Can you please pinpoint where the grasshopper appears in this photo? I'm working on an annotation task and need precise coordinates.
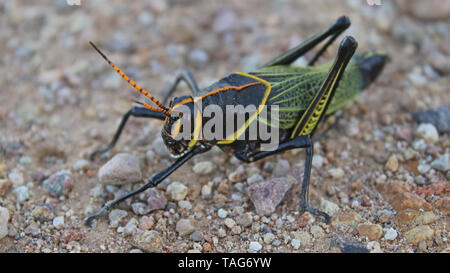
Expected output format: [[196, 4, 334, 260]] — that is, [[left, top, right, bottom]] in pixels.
[[86, 16, 388, 226]]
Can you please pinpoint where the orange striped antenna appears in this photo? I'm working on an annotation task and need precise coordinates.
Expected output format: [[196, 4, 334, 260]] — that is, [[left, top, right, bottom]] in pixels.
[[89, 41, 169, 112], [131, 99, 170, 116]]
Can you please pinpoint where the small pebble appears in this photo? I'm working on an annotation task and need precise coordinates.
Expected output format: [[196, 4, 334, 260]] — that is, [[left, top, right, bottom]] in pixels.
[[320, 198, 340, 216], [412, 139, 427, 151], [13, 186, 30, 203], [291, 239, 301, 250], [249, 241, 262, 252], [31, 205, 53, 221], [273, 159, 290, 177], [176, 219, 196, 236], [19, 156, 32, 165], [192, 161, 214, 175], [312, 155, 324, 169], [201, 183, 212, 200], [417, 164, 431, 174], [228, 165, 245, 182], [73, 159, 89, 171], [248, 175, 296, 216], [60, 228, 82, 243], [146, 188, 167, 212], [98, 153, 142, 185], [132, 202, 151, 215], [166, 182, 188, 201], [247, 174, 263, 185], [89, 184, 105, 198], [263, 233, 275, 244], [0, 207, 9, 240], [310, 225, 325, 239], [109, 209, 128, 228], [417, 123, 439, 144], [53, 216, 65, 229], [178, 200, 192, 210], [218, 208, 228, 219], [224, 218, 236, 229], [189, 230, 203, 242], [385, 155, 399, 172], [8, 171, 24, 186], [139, 216, 155, 231], [134, 230, 163, 252], [43, 170, 73, 197], [218, 228, 226, 238], [431, 154, 450, 172], [329, 168, 344, 179], [236, 212, 253, 227], [384, 228, 398, 241], [188, 48, 209, 68], [118, 218, 138, 235]]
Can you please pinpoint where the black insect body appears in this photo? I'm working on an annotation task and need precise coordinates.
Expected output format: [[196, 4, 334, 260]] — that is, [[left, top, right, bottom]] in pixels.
[[86, 16, 388, 226]]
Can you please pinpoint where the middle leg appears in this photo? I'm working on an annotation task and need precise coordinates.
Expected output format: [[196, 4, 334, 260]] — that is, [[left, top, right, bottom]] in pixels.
[[162, 69, 201, 104]]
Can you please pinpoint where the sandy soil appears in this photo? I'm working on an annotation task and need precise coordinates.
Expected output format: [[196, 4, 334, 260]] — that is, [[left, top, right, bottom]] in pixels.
[[0, 0, 448, 253]]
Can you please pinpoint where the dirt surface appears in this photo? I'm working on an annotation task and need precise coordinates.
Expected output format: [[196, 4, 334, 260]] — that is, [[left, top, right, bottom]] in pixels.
[[0, 0, 449, 253]]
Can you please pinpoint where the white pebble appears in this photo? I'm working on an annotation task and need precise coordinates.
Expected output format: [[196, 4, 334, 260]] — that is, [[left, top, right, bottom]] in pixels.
[[192, 161, 214, 175], [8, 171, 24, 186], [417, 123, 439, 144], [166, 182, 188, 201], [218, 208, 228, 219], [52, 216, 65, 229], [384, 228, 398, 241], [417, 164, 431, 174], [431, 154, 450, 172], [0, 207, 9, 240], [312, 155, 324, 169], [13, 186, 29, 202], [224, 218, 236, 229], [73, 159, 89, 171], [320, 198, 340, 216], [291, 239, 301, 249], [249, 241, 262, 252], [178, 200, 192, 210], [328, 168, 344, 179]]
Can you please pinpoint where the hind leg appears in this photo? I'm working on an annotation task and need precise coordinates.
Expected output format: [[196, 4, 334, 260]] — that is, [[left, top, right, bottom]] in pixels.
[[261, 16, 351, 67]]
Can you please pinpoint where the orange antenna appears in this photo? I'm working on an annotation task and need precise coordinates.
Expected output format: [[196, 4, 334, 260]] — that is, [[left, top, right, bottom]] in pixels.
[[90, 41, 169, 112], [131, 99, 170, 116]]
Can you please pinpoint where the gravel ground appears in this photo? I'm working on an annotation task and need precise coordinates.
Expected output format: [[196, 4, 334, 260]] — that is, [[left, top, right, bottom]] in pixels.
[[0, 0, 449, 253]]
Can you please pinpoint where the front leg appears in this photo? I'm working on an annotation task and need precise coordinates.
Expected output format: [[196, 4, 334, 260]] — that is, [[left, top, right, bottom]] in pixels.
[[85, 145, 211, 226], [90, 106, 166, 160]]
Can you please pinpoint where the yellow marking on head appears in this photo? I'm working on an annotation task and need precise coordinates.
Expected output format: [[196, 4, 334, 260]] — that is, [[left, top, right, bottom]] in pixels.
[[172, 119, 182, 139]]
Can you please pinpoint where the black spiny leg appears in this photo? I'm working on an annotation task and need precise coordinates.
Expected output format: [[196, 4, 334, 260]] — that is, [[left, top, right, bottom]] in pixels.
[[261, 16, 350, 67], [90, 106, 166, 160], [299, 136, 330, 222], [85, 145, 211, 226], [162, 69, 200, 105]]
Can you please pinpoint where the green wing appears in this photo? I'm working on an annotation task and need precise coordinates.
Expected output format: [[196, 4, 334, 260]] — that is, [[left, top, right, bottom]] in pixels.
[[251, 61, 363, 129]]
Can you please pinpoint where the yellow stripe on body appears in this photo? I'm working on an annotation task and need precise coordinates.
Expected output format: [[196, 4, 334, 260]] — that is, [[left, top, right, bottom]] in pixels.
[[216, 72, 271, 144], [290, 61, 345, 138]]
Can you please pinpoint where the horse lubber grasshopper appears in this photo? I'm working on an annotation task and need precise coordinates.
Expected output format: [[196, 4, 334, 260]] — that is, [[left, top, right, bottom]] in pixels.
[[85, 16, 388, 226]]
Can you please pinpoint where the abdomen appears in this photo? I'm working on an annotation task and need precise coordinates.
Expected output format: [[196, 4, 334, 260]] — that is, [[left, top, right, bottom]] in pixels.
[[251, 62, 364, 130]]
